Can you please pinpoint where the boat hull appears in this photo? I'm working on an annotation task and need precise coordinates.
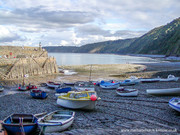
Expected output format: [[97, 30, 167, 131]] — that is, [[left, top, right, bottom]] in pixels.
[[146, 88, 180, 96], [30, 91, 48, 99], [56, 87, 72, 93], [57, 99, 97, 110], [46, 83, 60, 89], [38, 111, 75, 133], [116, 90, 138, 96], [169, 98, 180, 112], [100, 84, 119, 89]]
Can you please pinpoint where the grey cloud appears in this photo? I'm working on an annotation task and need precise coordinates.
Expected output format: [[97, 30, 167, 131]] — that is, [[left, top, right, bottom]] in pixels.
[[0, 33, 21, 43]]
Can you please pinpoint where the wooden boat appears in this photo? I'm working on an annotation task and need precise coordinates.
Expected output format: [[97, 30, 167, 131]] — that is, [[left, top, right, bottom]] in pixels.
[[74, 81, 95, 91], [159, 75, 179, 82], [146, 88, 180, 96], [0, 85, 4, 92], [46, 81, 61, 89], [17, 84, 29, 91], [57, 91, 101, 110], [169, 98, 180, 112], [55, 86, 72, 93], [2, 114, 38, 135], [38, 110, 75, 133], [30, 89, 48, 99], [100, 80, 119, 89], [140, 78, 160, 83], [116, 87, 138, 96]]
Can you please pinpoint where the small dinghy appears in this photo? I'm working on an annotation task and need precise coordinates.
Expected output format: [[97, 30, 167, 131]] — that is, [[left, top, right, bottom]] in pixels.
[[55, 85, 72, 93], [38, 110, 75, 133], [120, 76, 140, 86], [169, 98, 180, 112], [57, 91, 101, 110], [116, 87, 138, 96], [159, 75, 179, 82], [146, 88, 180, 96], [100, 80, 119, 89], [2, 114, 38, 135], [0, 85, 4, 92], [46, 81, 61, 89], [30, 89, 48, 99], [74, 81, 95, 91], [27, 84, 38, 90], [17, 84, 29, 91]]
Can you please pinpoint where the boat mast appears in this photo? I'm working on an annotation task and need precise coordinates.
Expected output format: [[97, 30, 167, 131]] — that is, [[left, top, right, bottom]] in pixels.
[[89, 64, 92, 82]]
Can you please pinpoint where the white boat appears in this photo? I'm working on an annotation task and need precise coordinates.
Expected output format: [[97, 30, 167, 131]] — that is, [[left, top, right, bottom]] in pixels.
[[159, 75, 179, 82], [74, 81, 95, 91], [116, 87, 138, 96], [120, 77, 140, 86], [169, 98, 180, 112], [46, 81, 61, 89], [55, 93, 67, 98], [38, 110, 75, 133], [63, 70, 77, 75], [146, 88, 180, 96], [57, 91, 101, 110], [100, 80, 119, 89]]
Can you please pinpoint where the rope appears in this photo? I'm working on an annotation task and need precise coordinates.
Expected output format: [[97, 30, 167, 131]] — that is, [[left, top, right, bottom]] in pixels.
[[19, 117, 25, 135]]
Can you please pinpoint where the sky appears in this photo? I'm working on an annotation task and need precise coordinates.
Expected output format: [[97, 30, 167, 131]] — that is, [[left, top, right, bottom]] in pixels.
[[0, 0, 179, 47]]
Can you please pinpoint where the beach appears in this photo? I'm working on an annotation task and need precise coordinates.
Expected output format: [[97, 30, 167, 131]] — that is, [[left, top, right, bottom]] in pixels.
[[0, 61, 180, 135]]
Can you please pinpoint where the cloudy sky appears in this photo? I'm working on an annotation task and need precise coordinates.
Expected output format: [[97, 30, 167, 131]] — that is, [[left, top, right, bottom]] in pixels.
[[0, 0, 179, 47]]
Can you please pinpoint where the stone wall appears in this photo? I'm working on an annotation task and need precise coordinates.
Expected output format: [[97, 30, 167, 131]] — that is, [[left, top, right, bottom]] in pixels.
[[0, 57, 58, 80]]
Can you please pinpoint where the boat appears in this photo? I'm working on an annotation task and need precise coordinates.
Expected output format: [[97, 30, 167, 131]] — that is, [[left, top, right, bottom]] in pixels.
[[27, 84, 38, 90], [46, 81, 61, 89], [57, 91, 101, 110], [30, 89, 48, 99], [159, 75, 179, 82], [0, 85, 4, 92], [55, 93, 67, 98], [17, 84, 29, 91], [38, 110, 75, 133], [116, 87, 138, 96], [169, 98, 180, 112], [146, 88, 180, 96], [2, 114, 38, 135], [100, 80, 119, 89], [55, 86, 72, 93], [140, 78, 160, 83], [63, 70, 77, 75], [120, 76, 140, 86], [74, 81, 95, 91], [63, 82, 75, 86]]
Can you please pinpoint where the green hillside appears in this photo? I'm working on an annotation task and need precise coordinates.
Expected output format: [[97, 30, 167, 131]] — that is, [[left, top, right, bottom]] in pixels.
[[44, 17, 180, 55]]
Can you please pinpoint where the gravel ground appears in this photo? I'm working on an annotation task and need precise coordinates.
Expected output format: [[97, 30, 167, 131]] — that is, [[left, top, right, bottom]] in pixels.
[[0, 81, 180, 135]]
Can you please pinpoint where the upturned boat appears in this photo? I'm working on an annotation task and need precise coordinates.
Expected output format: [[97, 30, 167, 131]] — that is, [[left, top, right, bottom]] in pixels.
[[74, 81, 95, 91], [30, 89, 48, 99], [100, 80, 119, 89], [38, 110, 75, 133], [116, 87, 138, 96], [169, 98, 180, 112], [57, 91, 101, 110], [146, 88, 180, 96], [159, 75, 179, 82], [46, 81, 61, 89], [2, 114, 38, 135]]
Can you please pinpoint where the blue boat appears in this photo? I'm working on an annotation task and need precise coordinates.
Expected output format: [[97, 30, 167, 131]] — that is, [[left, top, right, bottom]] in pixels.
[[100, 80, 119, 89], [30, 89, 48, 99], [2, 114, 38, 135], [56, 87, 72, 93]]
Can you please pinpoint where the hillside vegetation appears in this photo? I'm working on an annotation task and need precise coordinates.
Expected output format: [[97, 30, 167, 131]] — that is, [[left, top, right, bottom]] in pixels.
[[44, 17, 180, 55]]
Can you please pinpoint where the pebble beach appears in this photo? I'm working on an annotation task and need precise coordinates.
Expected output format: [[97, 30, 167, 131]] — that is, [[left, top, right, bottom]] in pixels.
[[0, 62, 180, 135]]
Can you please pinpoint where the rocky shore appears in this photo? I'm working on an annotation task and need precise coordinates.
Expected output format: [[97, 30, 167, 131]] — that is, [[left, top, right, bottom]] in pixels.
[[0, 62, 180, 135]]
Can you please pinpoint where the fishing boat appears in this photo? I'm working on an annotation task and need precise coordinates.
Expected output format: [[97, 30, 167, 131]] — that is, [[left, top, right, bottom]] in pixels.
[[100, 80, 119, 89], [57, 91, 101, 110], [159, 75, 179, 82], [74, 81, 95, 91], [169, 98, 180, 112], [30, 89, 48, 99], [55, 86, 72, 93], [38, 110, 75, 133], [17, 84, 29, 91], [2, 114, 38, 135], [116, 87, 138, 96], [46, 81, 61, 89], [146, 88, 180, 96], [0, 85, 4, 92]]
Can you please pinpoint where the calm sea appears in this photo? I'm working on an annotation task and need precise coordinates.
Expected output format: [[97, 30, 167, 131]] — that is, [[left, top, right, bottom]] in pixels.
[[48, 53, 161, 66]]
